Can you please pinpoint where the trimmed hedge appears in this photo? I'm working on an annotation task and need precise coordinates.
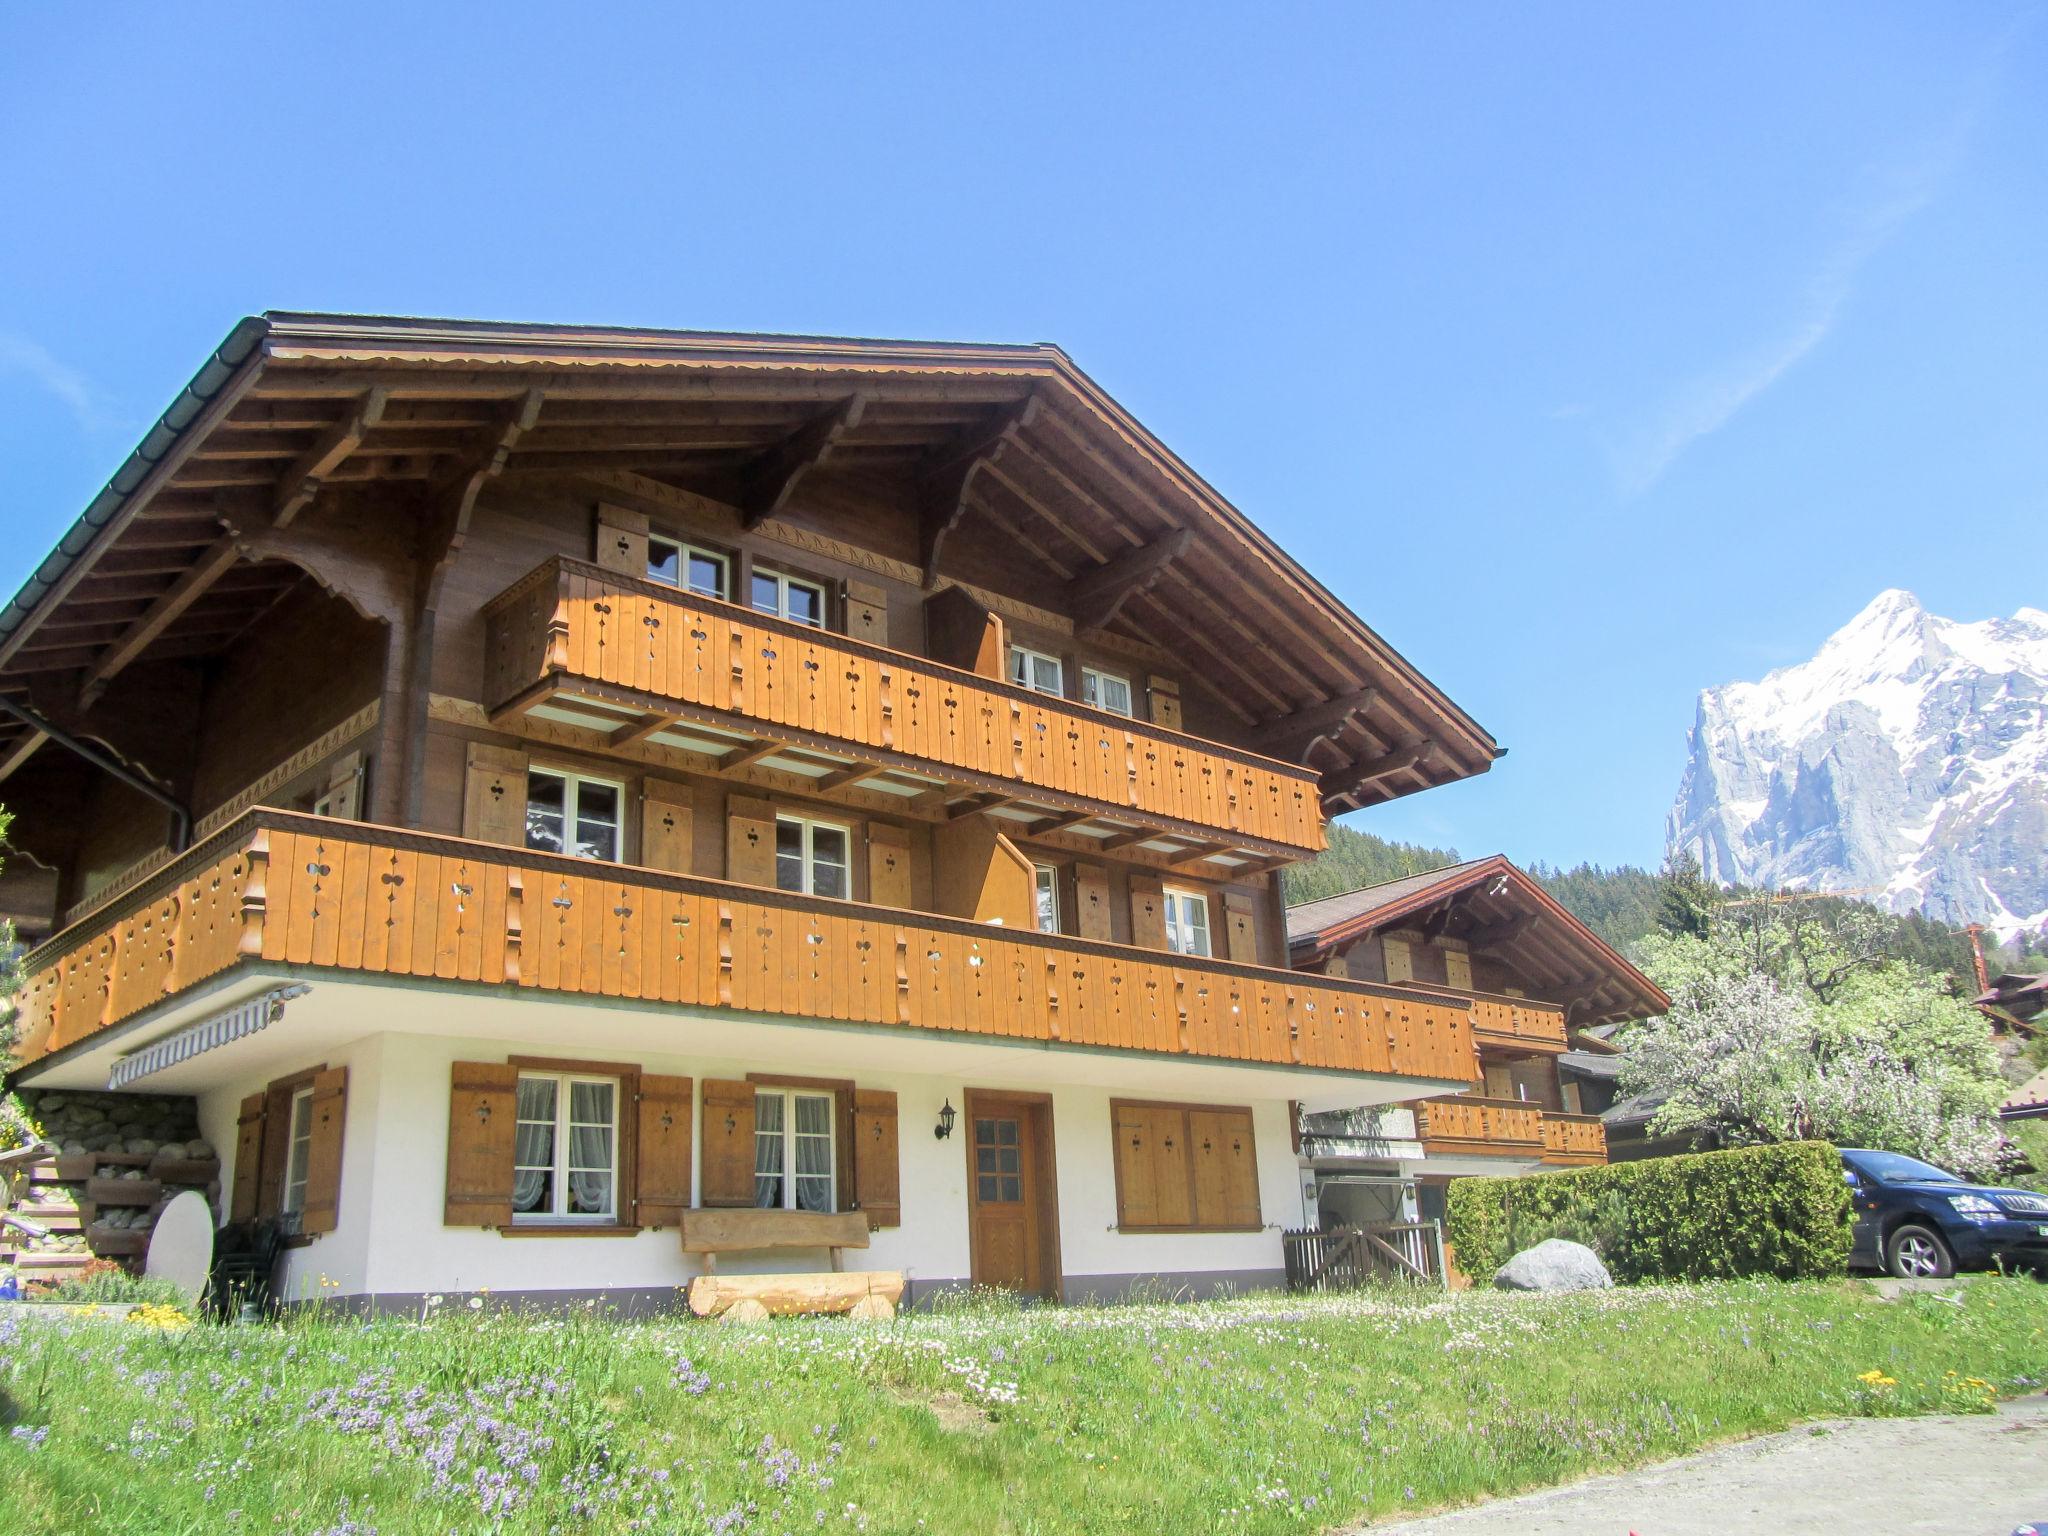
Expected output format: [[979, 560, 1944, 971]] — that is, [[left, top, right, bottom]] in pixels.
[[1444, 1140, 1853, 1283]]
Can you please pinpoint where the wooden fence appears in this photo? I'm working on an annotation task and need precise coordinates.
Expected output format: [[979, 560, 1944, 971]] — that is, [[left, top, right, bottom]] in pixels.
[[1282, 1220, 1446, 1289]]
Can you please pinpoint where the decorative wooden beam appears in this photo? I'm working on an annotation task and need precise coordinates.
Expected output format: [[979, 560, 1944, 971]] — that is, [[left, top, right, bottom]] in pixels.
[[1249, 686, 1380, 760], [915, 395, 1040, 587], [76, 534, 244, 707], [817, 760, 888, 792], [739, 394, 866, 529], [722, 737, 788, 772], [947, 791, 1019, 821], [0, 727, 48, 784], [1065, 527, 1193, 633], [1166, 841, 1233, 868], [1318, 741, 1436, 800], [609, 711, 680, 749], [1099, 828, 1153, 852], [1027, 808, 1094, 837], [274, 387, 390, 524]]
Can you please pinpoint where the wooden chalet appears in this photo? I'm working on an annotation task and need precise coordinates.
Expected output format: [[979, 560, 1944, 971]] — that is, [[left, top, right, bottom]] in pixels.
[[0, 313, 1499, 1306], [1287, 856, 1669, 1235]]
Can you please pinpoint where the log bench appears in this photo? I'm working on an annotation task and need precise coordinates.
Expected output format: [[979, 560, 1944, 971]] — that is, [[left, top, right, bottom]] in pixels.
[[678, 1208, 904, 1319]]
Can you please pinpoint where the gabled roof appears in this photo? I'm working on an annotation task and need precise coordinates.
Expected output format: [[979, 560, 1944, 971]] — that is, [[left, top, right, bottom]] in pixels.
[[2002, 1066, 2048, 1120], [1286, 853, 1671, 1027], [0, 313, 1499, 814]]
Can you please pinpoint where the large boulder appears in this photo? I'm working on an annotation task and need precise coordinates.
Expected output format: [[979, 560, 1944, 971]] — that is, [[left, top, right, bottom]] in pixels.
[[1493, 1238, 1612, 1293]]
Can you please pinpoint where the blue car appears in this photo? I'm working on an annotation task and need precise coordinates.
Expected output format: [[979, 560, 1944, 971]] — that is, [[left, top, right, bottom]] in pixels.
[[1841, 1149, 2048, 1279]]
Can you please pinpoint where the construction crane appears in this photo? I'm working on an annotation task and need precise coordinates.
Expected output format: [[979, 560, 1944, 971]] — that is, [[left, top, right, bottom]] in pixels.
[[1720, 886, 1883, 910]]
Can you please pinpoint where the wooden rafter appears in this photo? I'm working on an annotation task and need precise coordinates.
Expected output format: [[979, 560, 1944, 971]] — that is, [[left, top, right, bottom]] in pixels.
[[1065, 527, 1193, 633], [722, 737, 788, 772], [273, 387, 390, 524], [817, 760, 887, 792], [1319, 741, 1436, 801], [739, 394, 867, 529], [914, 394, 1039, 587], [0, 728, 48, 784], [947, 791, 1019, 821], [1249, 686, 1380, 760], [609, 712, 679, 749]]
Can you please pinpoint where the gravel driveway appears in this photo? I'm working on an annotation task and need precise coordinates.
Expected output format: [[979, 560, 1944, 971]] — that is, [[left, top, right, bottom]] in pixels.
[[1360, 1396, 2048, 1536]]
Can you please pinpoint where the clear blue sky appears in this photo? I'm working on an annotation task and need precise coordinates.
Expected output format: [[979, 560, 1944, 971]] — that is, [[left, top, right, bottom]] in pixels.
[[2, 5, 2041, 872]]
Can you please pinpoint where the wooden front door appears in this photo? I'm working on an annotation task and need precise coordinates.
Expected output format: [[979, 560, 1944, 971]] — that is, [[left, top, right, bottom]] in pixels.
[[965, 1092, 1059, 1298]]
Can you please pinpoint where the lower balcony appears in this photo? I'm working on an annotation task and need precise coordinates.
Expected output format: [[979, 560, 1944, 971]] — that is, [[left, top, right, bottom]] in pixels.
[[1540, 1112, 1608, 1166], [11, 810, 1482, 1096], [1412, 1096, 1546, 1159]]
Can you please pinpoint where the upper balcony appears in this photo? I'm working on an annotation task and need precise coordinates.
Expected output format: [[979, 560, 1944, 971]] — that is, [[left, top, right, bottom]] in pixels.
[[12, 809, 1482, 1094], [483, 557, 1327, 864], [1540, 1112, 1608, 1166], [1465, 991, 1568, 1054]]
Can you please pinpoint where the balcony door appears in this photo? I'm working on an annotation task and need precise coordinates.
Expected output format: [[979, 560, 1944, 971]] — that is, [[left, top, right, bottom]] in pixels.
[[964, 1090, 1061, 1300]]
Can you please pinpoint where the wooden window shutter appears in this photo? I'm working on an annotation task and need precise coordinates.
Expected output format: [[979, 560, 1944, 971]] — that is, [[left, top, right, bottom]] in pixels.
[[699, 1078, 757, 1207], [1223, 892, 1259, 963], [462, 743, 530, 846], [1189, 1108, 1260, 1229], [1129, 876, 1167, 951], [725, 795, 778, 888], [445, 1061, 519, 1226], [1442, 946, 1473, 991], [845, 579, 889, 646], [1074, 861, 1113, 941], [258, 1082, 295, 1219], [634, 1074, 694, 1228], [1113, 1104, 1192, 1229], [298, 1067, 349, 1236], [1147, 675, 1183, 732], [1382, 935, 1414, 985], [322, 751, 362, 821], [852, 1089, 901, 1229], [595, 502, 649, 576], [867, 823, 912, 910], [641, 780, 695, 874], [230, 1092, 267, 1224]]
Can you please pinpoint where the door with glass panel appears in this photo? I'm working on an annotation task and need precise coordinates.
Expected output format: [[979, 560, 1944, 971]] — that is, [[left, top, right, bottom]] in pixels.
[[965, 1091, 1059, 1297]]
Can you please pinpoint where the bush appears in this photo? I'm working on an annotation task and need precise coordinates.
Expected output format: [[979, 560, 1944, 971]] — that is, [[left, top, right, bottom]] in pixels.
[[33, 1265, 197, 1309], [1445, 1140, 1852, 1283]]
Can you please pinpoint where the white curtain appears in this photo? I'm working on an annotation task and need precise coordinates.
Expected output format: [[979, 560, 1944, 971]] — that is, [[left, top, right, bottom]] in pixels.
[[754, 1092, 785, 1208], [794, 1094, 833, 1212], [513, 1078, 555, 1213], [567, 1081, 614, 1216]]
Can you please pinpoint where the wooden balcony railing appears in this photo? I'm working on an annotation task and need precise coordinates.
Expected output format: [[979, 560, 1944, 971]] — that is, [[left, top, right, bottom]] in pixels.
[[14, 810, 1480, 1087], [483, 557, 1326, 854], [1412, 1095, 1545, 1156], [1540, 1113, 1608, 1166], [1465, 992, 1568, 1053]]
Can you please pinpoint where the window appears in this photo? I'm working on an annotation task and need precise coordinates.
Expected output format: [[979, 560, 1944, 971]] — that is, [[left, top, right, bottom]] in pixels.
[[754, 1089, 835, 1211], [1082, 666, 1133, 717], [752, 567, 827, 628], [526, 769, 622, 862], [974, 1116, 1023, 1203], [1162, 886, 1212, 957], [648, 536, 730, 601], [775, 814, 850, 898], [512, 1073, 618, 1222], [1009, 645, 1064, 698], [280, 1086, 316, 1217], [1033, 864, 1062, 935]]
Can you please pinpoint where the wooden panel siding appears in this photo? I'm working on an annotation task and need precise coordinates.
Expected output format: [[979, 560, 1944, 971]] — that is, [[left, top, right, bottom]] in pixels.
[[483, 557, 1326, 854], [15, 810, 1477, 1086], [1540, 1112, 1608, 1166], [1412, 1095, 1545, 1156]]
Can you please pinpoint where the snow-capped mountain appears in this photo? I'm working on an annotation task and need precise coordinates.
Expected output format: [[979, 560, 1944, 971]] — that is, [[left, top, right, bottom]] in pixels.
[[1667, 590, 2048, 941]]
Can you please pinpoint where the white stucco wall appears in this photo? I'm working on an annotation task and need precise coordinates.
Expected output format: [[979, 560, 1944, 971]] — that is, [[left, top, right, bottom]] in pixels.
[[205, 1027, 1301, 1306]]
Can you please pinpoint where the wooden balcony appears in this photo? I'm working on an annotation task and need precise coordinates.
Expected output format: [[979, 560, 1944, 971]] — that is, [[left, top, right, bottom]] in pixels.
[[1465, 991, 1568, 1054], [1412, 1095, 1546, 1157], [12, 810, 1481, 1089], [1540, 1112, 1608, 1166], [482, 557, 1326, 860]]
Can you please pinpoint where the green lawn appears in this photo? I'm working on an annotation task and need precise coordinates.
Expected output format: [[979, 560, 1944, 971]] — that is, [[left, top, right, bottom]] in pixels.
[[3, 1278, 2045, 1534]]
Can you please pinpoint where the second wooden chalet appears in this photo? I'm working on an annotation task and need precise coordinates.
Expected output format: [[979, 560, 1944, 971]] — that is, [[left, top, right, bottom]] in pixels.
[[0, 313, 1501, 1308], [1286, 857, 1669, 1233]]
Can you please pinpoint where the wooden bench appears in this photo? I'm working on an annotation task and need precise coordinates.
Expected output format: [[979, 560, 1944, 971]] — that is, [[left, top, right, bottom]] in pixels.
[[678, 1208, 904, 1319]]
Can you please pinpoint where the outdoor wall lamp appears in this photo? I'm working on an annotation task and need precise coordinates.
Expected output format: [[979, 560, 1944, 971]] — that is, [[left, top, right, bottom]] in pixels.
[[934, 1098, 957, 1140]]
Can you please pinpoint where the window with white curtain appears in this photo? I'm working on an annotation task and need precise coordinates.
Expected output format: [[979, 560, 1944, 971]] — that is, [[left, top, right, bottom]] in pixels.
[[1033, 864, 1062, 935], [754, 1089, 835, 1212], [1162, 886, 1213, 958], [1009, 644, 1064, 697], [512, 1072, 618, 1222], [280, 1086, 316, 1217], [1081, 666, 1133, 717], [775, 815, 850, 899], [525, 769, 622, 862]]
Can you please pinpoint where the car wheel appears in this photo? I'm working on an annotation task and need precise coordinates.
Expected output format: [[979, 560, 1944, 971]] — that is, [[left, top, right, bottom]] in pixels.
[[1886, 1223, 1955, 1280]]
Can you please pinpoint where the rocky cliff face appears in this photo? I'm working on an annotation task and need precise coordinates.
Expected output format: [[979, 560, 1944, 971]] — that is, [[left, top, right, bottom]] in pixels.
[[1668, 590, 2048, 941]]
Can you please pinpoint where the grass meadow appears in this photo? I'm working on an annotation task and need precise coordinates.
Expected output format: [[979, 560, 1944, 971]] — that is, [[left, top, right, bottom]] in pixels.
[[2, 1277, 2044, 1534]]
